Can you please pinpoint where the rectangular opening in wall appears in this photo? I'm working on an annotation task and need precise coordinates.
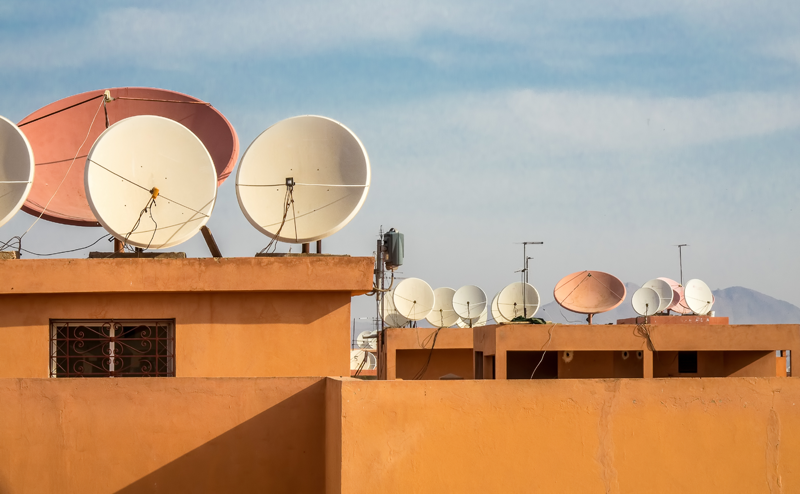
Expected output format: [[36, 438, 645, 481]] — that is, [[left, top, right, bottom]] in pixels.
[[507, 351, 558, 380], [475, 351, 483, 379], [678, 351, 698, 374], [50, 320, 175, 378]]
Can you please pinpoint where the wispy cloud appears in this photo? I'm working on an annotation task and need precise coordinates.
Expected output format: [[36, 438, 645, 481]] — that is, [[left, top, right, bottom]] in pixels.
[[1, 0, 799, 73]]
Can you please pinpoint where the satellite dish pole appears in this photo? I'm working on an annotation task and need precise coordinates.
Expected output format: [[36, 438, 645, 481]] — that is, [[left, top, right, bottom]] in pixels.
[[516, 241, 543, 317], [676, 244, 688, 286]]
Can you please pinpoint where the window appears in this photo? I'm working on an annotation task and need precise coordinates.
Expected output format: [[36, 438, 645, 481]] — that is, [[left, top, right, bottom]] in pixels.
[[50, 320, 175, 377], [678, 351, 698, 374]]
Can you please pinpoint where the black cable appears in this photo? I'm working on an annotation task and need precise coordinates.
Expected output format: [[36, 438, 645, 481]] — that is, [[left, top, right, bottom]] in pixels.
[[413, 327, 442, 380], [18, 94, 104, 127], [20, 234, 112, 257], [260, 186, 293, 254], [635, 323, 657, 353]]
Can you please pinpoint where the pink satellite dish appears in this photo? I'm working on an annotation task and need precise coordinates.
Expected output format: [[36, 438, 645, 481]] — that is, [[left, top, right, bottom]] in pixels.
[[554, 270, 627, 324], [17, 87, 238, 226], [657, 277, 693, 314]]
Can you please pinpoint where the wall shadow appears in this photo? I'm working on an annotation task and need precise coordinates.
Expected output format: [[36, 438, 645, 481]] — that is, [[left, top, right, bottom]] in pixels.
[[115, 380, 326, 494]]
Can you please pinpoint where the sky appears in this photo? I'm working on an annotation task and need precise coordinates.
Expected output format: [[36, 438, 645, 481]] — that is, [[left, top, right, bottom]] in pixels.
[[0, 1, 798, 326]]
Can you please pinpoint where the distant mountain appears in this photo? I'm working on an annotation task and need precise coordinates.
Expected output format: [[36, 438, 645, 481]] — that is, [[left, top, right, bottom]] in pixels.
[[537, 284, 800, 325]]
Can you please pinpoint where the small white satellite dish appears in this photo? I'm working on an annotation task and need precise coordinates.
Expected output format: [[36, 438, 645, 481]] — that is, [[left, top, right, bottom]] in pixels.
[[393, 278, 435, 321], [236, 115, 370, 243], [491, 294, 511, 324], [426, 287, 459, 328], [85, 116, 217, 249], [349, 350, 377, 371], [356, 330, 377, 350], [497, 282, 541, 320], [453, 285, 487, 322], [632, 287, 660, 316], [457, 307, 488, 328], [381, 287, 410, 328], [0, 116, 35, 229], [684, 279, 714, 315], [642, 278, 674, 313]]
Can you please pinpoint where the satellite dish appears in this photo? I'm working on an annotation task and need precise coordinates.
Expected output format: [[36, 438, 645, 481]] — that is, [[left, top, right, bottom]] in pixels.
[[393, 278, 435, 321], [0, 116, 35, 229], [457, 307, 488, 328], [85, 116, 217, 249], [350, 350, 377, 371], [684, 279, 714, 315], [381, 287, 410, 328], [553, 270, 626, 324], [356, 330, 378, 350], [642, 278, 674, 313], [18, 87, 238, 226], [452, 285, 487, 322], [670, 285, 693, 315], [491, 294, 511, 324], [657, 277, 682, 311], [236, 115, 370, 243], [632, 287, 660, 316], [497, 282, 540, 320], [426, 287, 459, 328]]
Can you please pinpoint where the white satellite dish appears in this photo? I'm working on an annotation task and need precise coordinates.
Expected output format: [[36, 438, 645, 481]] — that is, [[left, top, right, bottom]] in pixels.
[[632, 287, 660, 316], [426, 287, 459, 328], [457, 307, 488, 328], [491, 294, 511, 324], [381, 287, 410, 328], [453, 285, 487, 322], [0, 116, 34, 229], [497, 282, 540, 320], [356, 330, 377, 350], [393, 278, 435, 321], [85, 116, 217, 249], [236, 115, 370, 243], [642, 278, 674, 313], [349, 350, 377, 371], [684, 279, 714, 315]]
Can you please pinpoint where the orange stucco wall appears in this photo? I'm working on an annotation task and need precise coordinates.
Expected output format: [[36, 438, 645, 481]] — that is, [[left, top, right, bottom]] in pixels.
[[330, 377, 800, 493], [0, 377, 327, 493], [474, 324, 800, 379], [0, 257, 373, 378], [379, 327, 473, 380], [0, 291, 351, 378]]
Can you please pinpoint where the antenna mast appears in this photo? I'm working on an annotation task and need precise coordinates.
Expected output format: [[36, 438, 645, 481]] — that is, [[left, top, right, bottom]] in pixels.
[[676, 244, 688, 286], [516, 241, 543, 317]]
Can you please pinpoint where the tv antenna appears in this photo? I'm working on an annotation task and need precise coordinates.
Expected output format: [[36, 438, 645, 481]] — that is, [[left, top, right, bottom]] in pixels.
[[515, 241, 543, 318]]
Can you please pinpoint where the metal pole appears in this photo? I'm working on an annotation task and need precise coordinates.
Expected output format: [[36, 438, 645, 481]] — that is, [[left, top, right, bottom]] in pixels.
[[677, 244, 688, 286], [516, 242, 543, 318]]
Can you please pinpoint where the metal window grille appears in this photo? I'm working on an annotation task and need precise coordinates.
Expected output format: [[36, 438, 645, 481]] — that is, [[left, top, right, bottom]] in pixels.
[[50, 320, 175, 378]]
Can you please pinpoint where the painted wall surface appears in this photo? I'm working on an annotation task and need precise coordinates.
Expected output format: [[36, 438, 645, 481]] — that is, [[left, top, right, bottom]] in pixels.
[[475, 324, 799, 379], [0, 257, 374, 378], [330, 377, 800, 494], [0, 291, 351, 377], [379, 327, 473, 380], [0, 377, 326, 493], [395, 349, 473, 380]]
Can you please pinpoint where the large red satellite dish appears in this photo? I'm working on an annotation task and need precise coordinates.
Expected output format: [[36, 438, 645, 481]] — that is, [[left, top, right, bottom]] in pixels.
[[18, 87, 238, 226], [554, 270, 627, 324]]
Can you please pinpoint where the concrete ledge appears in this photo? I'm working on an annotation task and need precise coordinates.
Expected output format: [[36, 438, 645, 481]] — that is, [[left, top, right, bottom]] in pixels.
[[0, 256, 374, 295]]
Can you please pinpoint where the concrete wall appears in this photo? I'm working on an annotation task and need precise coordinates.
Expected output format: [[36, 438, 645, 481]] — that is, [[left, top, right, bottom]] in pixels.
[[0, 291, 352, 378], [379, 327, 473, 380], [0, 257, 373, 378], [330, 377, 800, 493], [0, 377, 327, 493], [395, 349, 473, 380]]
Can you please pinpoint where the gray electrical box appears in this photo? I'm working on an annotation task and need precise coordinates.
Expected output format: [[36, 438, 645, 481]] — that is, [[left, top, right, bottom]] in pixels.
[[383, 229, 404, 271]]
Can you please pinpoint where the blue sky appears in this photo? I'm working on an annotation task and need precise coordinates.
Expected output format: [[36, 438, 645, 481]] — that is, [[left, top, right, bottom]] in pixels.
[[1, 1, 799, 322]]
